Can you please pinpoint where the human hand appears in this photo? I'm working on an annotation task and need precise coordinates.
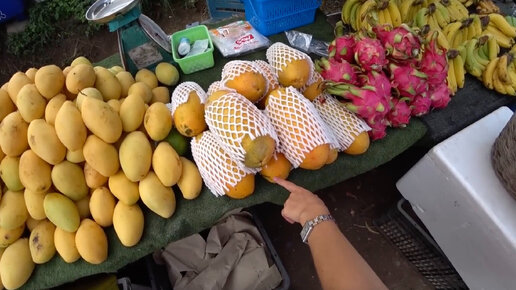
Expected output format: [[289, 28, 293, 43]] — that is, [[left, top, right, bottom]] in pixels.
[[274, 177, 330, 225]]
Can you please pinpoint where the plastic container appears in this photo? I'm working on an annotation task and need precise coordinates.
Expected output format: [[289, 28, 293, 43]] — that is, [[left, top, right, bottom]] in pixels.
[[0, 0, 25, 24], [171, 25, 214, 74], [206, 0, 245, 19], [242, 0, 321, 36]]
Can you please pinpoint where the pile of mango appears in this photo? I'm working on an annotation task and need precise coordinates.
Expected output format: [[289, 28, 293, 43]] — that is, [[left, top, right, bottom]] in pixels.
[[0, 57, 202, 289]]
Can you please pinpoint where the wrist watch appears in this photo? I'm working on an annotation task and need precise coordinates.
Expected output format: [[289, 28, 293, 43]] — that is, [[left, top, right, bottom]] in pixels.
[[300, 214, 335, 243]]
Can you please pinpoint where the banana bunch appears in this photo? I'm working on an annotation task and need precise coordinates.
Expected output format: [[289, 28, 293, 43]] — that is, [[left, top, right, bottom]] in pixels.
[[400, 0, 430, 23], [447, 49, 465, 95], [440, 0, 469, 22], [414, 3, 451, 30], [476, 0, 500, 15], [456, 0, 475, 7], [506, 15, 516, 28], [481, 13, 516, 48], [421, 24, 450, 50], [341, 0, 378, 31], [377, 0, 402, 27], [482, 54, 516, 96], [463, 36, 495, 78]]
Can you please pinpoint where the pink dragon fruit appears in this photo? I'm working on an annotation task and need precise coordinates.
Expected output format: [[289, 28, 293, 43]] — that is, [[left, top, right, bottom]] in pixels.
[[429, 83, 451, 109], [410, 93, 432, 116], [373, 24, 421, 62], [315, 58, 359, 85], [329, 35, 356, 63], [389, 63, 428, 101], [419, 32, 448, 89], [325, 82, 388, 124], [354, 37, 387, 72], [386, 98, 411, 127], [359, 70, 392, 101], [368, 119, 388, 140]]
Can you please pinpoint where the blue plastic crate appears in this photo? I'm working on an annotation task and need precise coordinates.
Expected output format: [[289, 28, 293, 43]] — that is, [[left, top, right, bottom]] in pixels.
[[206, 0, 245, 19], [0, 0, 25, 24], [242, 0, 320, 36]]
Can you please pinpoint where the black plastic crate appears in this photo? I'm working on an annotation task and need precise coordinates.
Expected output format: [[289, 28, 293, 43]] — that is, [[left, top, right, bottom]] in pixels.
[[374, 199, 467, 290]]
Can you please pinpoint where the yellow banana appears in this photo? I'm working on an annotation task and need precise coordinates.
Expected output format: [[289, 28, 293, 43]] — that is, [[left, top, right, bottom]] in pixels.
[[484, 27, 514, 48], [428, 14, 441, 31], [342, 0, 360, 24], [493, 68, 508, 94], [507, 62, 516, 91], [496, 54, 510, 84], [378, 8, 386, 24], [483, 57, 499, 89], [435, 1, 451, 23], [445, 21, 462, 43], [384, 8, 393, 25], [400, 0, 416, 22], [349, 1, 360, 30], [447, 59, 458, 94], [358, 0, 376, 27], [449, 0, 469, 20], [511, 44, 516, 54], [387, 0, 402, 26], [489, 13, 516, 38], [454, 54, 466, 88], [436, 29, 450, 50], [452, 27, 467, 49]]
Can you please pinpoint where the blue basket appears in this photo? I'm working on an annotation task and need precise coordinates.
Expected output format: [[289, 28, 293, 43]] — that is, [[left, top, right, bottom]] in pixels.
[[242, 0, 321, 36], [0, 0, 25, 24]]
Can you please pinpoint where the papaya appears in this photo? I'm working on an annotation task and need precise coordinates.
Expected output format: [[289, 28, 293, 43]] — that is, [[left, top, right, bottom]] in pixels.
[[173, 91, 206, 137], [259, 153, 291, 183]]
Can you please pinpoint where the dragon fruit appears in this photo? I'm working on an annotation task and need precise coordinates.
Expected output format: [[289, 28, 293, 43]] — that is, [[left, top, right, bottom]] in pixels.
[[374, 24, 421, 62], [389, 63, 428, 101], [419, 32, 448, 89], [329, 35, 356, 63], [359, 70, 392, 101], [325, 82, 388, 124], [386, 98, 411, 127], [410, 93, 432, 116], [368, 119, 388, 140], [429, 83, 451, 109], [315, 58, 359, 85], [354, 37, 387, 72]]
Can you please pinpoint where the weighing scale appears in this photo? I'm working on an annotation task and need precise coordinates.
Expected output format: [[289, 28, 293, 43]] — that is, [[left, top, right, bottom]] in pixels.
[[85, 0, 175, 75]]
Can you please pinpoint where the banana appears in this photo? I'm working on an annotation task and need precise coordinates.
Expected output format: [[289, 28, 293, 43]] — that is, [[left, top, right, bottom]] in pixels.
[[358, 0, 376, 28], [496, 54, 510, 84], [445, 21, 462, 44], [342, 0, 361, 24], [477, 40, 490, 61], [511, 44, 516, 54], [383, 7, 393, 25], [400, 0, 416, 22], [433, 5, 449, 28], [428, 14, 441, 31], [435, 1, 451, 23], [492, 67, 508, 94], [415, 7, 429, 27], [474, 46, 490, 67], [489, 13, 516, 38], [483, 57, 499, 89], [349, 1, 360, 30], [506, 15, 516, 27], [454, 54, 466, 88], [507, 62, 516, 91], [465, 38, 484, 77], [486, 36, 499, 60], [436, 29, 450, 50], [484, 26, 514, 48], [449, 0, 469, 19], [470, 15, 482, 39], [452, 26, 467, 49], [387, 0, 402, 26], [447, 58, 458, 94], [378, 8, 386, 25]]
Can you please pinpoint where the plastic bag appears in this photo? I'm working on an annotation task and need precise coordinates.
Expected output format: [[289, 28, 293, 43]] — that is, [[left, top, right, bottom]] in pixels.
[[284, 30, 329, 57], [209, 20, 270, 58]]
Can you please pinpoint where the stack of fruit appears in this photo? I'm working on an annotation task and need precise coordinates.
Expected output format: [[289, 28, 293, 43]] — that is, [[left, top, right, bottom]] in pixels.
[[0, 57, 202, 289], [319, 24, 450, 139]]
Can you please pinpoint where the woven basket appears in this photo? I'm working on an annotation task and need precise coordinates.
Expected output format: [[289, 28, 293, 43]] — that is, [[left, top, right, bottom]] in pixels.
[[491, 111, 516, 199]]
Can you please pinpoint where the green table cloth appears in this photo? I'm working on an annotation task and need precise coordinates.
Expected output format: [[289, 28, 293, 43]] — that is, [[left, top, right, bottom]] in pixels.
[[24, 12, 428, 289]]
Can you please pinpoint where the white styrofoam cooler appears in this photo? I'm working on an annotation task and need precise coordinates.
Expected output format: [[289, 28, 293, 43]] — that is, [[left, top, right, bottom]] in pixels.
[[396, 107, 516, 290]]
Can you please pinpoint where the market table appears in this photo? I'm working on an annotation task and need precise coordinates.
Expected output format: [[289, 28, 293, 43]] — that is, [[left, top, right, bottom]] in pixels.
[[23, 9, 512, 289]]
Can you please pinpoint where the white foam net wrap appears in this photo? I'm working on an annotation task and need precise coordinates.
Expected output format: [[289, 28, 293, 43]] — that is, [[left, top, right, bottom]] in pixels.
[[206, 81, 235, 96], [191, 131, 248, 197], [265, 42, 314, 83], [169, 81, 207, 115], [265, 87, 338, 168], [313, 93, 371, 151], [204, 92, 278, 173], [253, 60, 279, 92], [301, 71, 324, 93], [220, 60, 268, 101]]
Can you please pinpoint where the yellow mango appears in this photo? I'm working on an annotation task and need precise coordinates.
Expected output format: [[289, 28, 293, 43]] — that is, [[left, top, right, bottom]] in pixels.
[[128, 81, 152, 103], [0, 156, 24, 191], [70, 56, 92, 67], [110, 66, 124, 74], [16, 83, 46, 123], [108, 171, 139, 205], [19, 150, 52, 193], [0, 111, 28, 156], [107, 99, 121, 113], [54, 101, 87, 151], [7, 72, 32, 103], [24, 188, 47, 220], [81, 97, 122, 143], [25, 67, 38, 82], [66, 64, 96, 94], [75, 194, 91, 219], [120, 94, 146, 132], [0, 238, 35, 289], [75, 87, 103, 111], [0, 89, 15, 122], [139, 171, 176, 218], [113, 202, 144, 247], [144, 102, 173, 141], [0, 224, 25, 248], [116, 71, 135, 98], [119, 131, 152, 182], [153, 142, 182, 187], [35, 65, 65, 99], [26, 216, 43, 232], [94, 66, 121, 101], [278, 59, 311, 89], [177, 157, 202, 200], [83, 135, 119, 177], [54, 227, 80, 263], [151, 86, 170, 104], [155, 62, 179, 86], [66, 147, 85, 163], [89, 187, 115, 227], [83, 162, 108, 189], [51, 161, 88, 201], [0, 190, 28, 230], [27, 119, 66, 165], [43, 193, 80, 232], [29, 220, 56, 264], [174, 91, 206, 137], [44, 93, 66, 125], [75, 219, 108, 264], [135, 68, 158, 89]]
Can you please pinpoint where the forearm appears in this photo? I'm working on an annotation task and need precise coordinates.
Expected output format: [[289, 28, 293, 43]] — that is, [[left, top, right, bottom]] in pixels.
[[307, 221, 387, 290]]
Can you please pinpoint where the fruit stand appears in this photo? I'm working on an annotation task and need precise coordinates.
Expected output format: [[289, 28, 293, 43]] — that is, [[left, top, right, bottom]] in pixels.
[[2, 3, 515, 289]]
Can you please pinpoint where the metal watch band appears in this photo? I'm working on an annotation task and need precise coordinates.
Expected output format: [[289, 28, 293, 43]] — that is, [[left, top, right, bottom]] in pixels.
[[300, 214, 335, 243]]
